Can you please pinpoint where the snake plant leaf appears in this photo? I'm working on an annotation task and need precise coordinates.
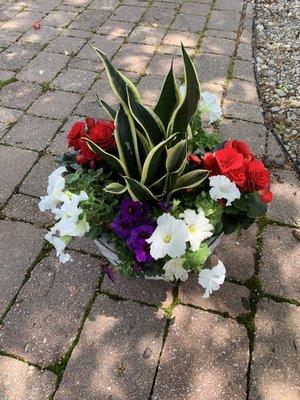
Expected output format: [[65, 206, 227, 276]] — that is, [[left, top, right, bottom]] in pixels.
[[141, 133, 177, 186], [104, 182, 127, 194], [154, 62, 180, 129], [167, 44, 200, 139], [127, 87, 165, 146], [85, 138, 127, 176], [97, 95, 116, 119], [124, 176, 158, 203], [93, 46, 141, 106], [166, 140, 187, 191], [149, 174, 167, 195], [114, 105, 141, 179], [170, 169, 209, 197]]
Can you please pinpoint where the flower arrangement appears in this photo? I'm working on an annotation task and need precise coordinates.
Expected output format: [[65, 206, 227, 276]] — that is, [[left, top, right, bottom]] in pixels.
[[39, 44, 272, 298]]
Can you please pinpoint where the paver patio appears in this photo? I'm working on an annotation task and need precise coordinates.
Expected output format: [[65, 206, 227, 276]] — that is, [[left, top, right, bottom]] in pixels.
[[0, 0, 299, 399]]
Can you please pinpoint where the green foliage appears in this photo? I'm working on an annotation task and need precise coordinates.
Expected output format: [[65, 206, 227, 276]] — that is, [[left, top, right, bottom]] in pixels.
[[64, 165, 118, 239], [184, 243, 211, 270], [0, 77, 17, 89], [194, 192, 223, 230], [189, 109, 221, 154], [87, 44, 207, 204]]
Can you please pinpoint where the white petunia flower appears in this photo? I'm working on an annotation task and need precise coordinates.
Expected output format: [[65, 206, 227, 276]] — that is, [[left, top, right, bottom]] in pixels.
[[146, 213, 188, 259], [38, 166, 67, 211], [180, 209, 214, 252], [53, 191, 89, 237], [198, 260, 226, 298], [163, 257, 189, 282], [199, 91, 222, 124], [45, 230, 70, 263], [209, 175, 240, 206]]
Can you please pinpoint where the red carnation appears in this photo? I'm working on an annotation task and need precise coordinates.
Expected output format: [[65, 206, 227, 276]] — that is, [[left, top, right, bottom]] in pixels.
[[188, 153, 202, 167], [224, 140, 254, 161], [215, 147, 244, 173], [247, 160, 270, 190]]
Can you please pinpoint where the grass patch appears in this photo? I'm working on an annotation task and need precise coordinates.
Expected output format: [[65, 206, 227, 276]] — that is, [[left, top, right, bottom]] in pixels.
[[0, 77, 17, 89]]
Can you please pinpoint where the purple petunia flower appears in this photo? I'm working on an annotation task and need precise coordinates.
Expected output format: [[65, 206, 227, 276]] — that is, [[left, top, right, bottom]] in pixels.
[[158, 200, 172, 213], [110, 217, 133, 240], [120, 198, 143, 222], [127, 224, 155, 264]]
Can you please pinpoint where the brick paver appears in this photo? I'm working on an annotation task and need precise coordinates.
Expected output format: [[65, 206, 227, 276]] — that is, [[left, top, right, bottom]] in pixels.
[[0, 0, 299, 398]]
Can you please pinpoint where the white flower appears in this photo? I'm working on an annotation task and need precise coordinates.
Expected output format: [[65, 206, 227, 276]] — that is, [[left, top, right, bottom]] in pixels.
[[199, 91, 222, 124], [38, 167, 67, 211], [146, 213, 188, 259], [45, 230, 70, 263], [53, 191, 89, 237], [198, 260, 226, 298], [180, 209, 214, 252], [163, 258, 189, 282], [209, 175, 240, 206]]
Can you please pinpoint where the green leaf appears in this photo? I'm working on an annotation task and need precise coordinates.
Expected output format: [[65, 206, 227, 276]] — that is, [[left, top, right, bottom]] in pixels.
[[149, 174, 167, 194], [166, 140, 187, 173], [124, 176, 158, 203], [114, 105, 141, 179], [141, 133, 177, 186], [169, 169, 209, 197], [154, 62, 180, 129], [127, 87, 165, 146], [167, 44, 200, 139], [85, 138, 127, 176], [104, 182, 127, 194], [92, 46, 141, 107], [97, 95, 116, 119]]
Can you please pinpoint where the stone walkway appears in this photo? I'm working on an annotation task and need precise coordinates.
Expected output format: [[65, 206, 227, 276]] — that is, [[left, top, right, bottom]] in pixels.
[[0, 0, 299, 399]]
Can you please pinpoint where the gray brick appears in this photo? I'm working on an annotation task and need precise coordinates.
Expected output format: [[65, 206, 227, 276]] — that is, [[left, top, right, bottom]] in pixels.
[[201, 36, 236, 56], [98, 19, 135, 37], [249, 299, 300, 400], [77, 34, 124, 60], [215, 0, 243, 12], [163, 30, 199, 48], [137, 73, 165, 106], [171, 13, 206, 33], [0, 43, 41, 70], [153, 305, 249, 400], [0, 220, 44, 315], [223, 99, 264, 124], [52, 68, 97, 92], [17, 52, 69, 84], [68, 9, 111, 30], [20, 154, 58, 197], [180, 2, 210, 15], [45, 35, 86, 54], [111, 4, 146, 23], [0, 106, 23, 132], [0, 81, 41, 110], [88, 0, 120, 11], [28, 90, 81, 119], [54, 296, 165, 399], [1, 11, 45, 32], [102, 271, 174, 306], [179, 275, 250, 317], [0, 145, 37, 204], [226, 78, 260, 104], [3, 115, 61, 151], [3, 194, 54, 226], [219, 119, 266, 159], [146, 53, 183, 76], [128, 25, 166, 46], [0, 356, 56, 400], [234, 59, 255, 82], [42, 10, 78, 27], [194, 53, 230, 85], [0, 30, 22, 48], [141, 6, 176, 28], [208, 10, 241, 32], [113, 43, 155, 73], [0, 252, 102, 366], [48, 115, 81, 155], [237, 42, 253, 61], [260, 226, 300, 301], [19, 26, 61, 45]]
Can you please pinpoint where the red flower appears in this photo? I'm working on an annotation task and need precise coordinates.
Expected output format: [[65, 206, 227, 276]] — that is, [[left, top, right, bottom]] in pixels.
[[215, 147, 244, 173], [203, 152, 220, 175], [225, 165, 247, 189], [224, 140, 254, 161], [247, 160, 270, 190], [66, 118, 115, 168], [187, 153, 202, 167], [89, 120, 116, 150], [67, 121, 85, 150], [259, 189, 273, 203]]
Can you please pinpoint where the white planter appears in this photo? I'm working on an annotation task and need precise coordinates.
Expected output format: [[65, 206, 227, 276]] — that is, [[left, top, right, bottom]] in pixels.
[[94, 233, 223, 269]]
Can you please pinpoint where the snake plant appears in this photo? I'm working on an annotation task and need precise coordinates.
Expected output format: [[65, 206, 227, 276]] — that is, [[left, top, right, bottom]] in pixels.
[[86, 43, 208, 203]]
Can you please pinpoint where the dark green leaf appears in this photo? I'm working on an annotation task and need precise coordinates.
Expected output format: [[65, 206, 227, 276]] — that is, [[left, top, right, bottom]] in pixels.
[[124, 176, 158, 203], [104, 182, 127, 194], [97, 95, 116, 119]]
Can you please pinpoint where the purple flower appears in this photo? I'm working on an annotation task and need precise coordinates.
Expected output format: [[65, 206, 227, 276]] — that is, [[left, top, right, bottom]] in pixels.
[[134, 262, 143, 273], [120, 198, 143, 222], [127, 224, 154, 264], [110, 218, 133, 240], [158, 200, 172, 213]]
